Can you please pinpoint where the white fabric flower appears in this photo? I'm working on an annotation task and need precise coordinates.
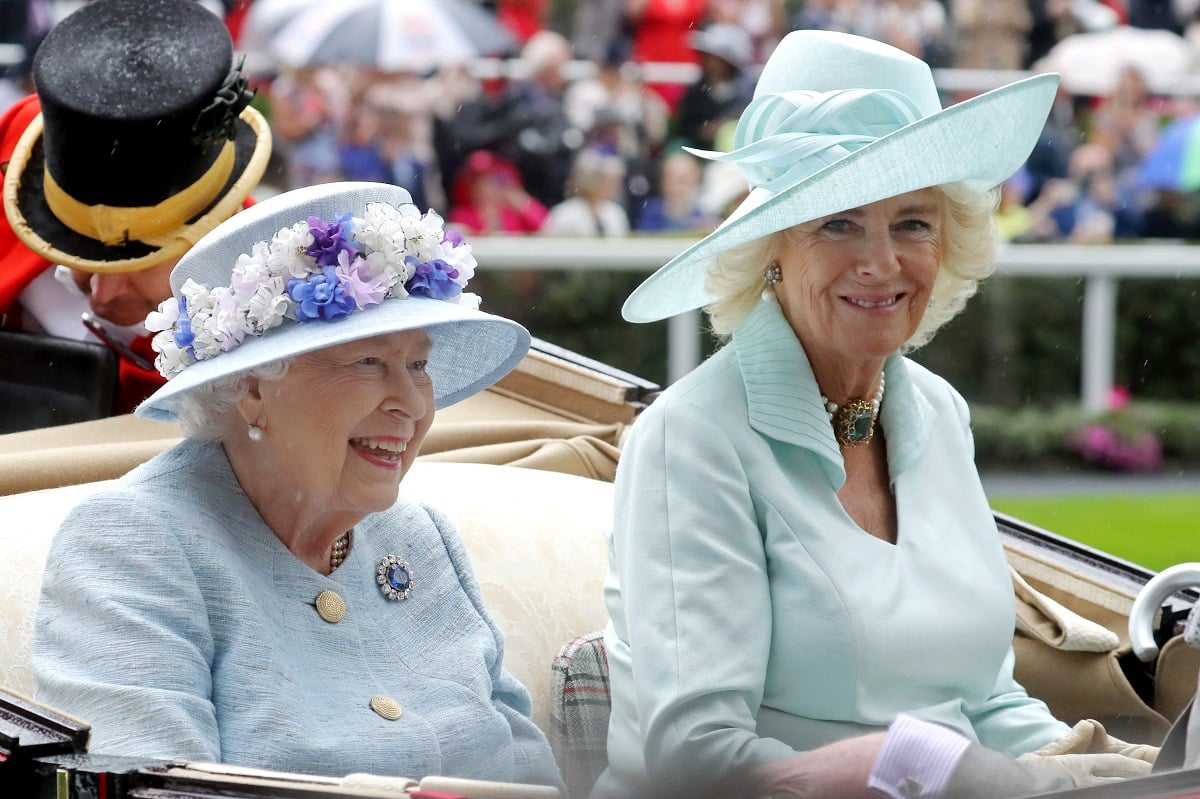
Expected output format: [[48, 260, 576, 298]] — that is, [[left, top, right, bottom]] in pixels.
[[145, 297, 181, 334], [230, 241, 273, 296], [242, 273, 291, 333], [356, 202, 411, 263], [151, 332, 190, 378], [267, 221, 314, 278], [456, 291, 482, 311], [364, 250, 409, 297]]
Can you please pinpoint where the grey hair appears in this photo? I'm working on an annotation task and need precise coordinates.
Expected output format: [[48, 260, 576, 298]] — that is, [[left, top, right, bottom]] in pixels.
[[174, 359, 293, 441], [703, 181, 1000, 350]]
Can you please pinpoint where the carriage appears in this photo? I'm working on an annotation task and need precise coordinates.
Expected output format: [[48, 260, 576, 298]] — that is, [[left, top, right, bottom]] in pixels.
[[1, 341, 1198, 798]]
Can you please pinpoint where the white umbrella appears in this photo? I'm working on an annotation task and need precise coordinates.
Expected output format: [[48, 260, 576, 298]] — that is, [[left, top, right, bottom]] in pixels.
[[1033, 25, 1198, 96], [265, 0, 518, 73], [239, 0, 322, 74]]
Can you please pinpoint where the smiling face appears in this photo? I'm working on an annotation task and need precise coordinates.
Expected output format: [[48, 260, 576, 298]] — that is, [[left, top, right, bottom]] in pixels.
[[239, 329, 436, 533], [773, 188, 944, 384]]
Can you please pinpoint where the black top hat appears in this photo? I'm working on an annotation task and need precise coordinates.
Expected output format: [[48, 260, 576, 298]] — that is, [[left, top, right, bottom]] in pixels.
[[2, 0, 271, 273]]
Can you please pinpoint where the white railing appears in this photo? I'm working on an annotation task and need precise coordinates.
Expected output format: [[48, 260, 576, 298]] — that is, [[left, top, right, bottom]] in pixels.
[[471, 237, 1200, 413]]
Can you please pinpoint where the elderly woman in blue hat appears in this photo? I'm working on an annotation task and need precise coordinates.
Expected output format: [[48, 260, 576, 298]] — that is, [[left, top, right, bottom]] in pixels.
[[595, 31, 1157, 799], [31, 182, 563, 790]]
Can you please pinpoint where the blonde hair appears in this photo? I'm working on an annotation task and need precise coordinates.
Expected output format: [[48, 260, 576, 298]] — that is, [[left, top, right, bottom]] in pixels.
[[703, 182, 999, 351]]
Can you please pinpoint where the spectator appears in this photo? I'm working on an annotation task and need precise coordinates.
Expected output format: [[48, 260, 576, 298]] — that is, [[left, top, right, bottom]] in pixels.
[[791, 0, 858, 32], [952, 0, 1034, 70], [1026, 0, 1088, 67], [430, 64, 511, 214], [1024, 81, 1086, 202], [624, 0, 709, 107], [1087, 65, 1165, 213], [365, 70, 446, 211], [569, 0, 631, 64], [707, 0, 788, 65], [496, 0, 550, 43], [878, 0, 951, 66], [336, 94, 392, 184], [565, 40, 670, 163], [995, 169, 1038, 242], [1024, 142, 1140, 242], [267, 67, 341, 190], [0, 0, 49, 113], [673, 23, 756, 151], [1128, 0, 1183, 32], [636, 151, 717, 233], [543, 149, 629, 237], [495, 30, 583, 209], [447, 149, 548, 235]]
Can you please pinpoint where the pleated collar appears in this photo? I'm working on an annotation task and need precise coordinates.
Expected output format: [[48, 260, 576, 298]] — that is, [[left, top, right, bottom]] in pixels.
[[733, 299, 935, 488]]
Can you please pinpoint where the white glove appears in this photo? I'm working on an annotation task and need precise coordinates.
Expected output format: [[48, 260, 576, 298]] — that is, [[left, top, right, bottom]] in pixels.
[[1015, 719, 1157, 786]]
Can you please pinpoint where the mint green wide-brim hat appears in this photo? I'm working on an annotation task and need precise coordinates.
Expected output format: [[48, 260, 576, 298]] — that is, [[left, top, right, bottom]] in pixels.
[[622, 29, 1061, 323], [136, 181, 530, 423]]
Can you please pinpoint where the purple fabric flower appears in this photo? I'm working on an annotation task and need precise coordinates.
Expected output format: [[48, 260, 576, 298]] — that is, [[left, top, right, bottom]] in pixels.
[[336, 251, 389, 309], [404, 256, 462, 301], [443, 228, 466, 248], [306, 213, 358, 267], [288, 266, 358, 321]]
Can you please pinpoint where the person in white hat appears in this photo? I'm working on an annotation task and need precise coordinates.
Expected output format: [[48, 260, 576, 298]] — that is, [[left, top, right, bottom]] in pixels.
[[31, 181, 563, 791], [595, 30, 1157, 799]]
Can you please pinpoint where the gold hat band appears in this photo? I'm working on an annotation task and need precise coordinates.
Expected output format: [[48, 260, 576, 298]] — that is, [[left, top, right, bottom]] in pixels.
[[42, 140, 235, 247]]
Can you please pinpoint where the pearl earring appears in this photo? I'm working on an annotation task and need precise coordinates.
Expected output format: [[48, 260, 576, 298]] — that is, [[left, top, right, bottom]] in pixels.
[[927, 294, 936, 309], [248, 424, 264, 442], [765, 263, 782, 286]]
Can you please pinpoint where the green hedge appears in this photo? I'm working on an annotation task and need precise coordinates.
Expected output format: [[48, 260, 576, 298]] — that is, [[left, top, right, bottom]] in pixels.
[[971, 401, 1200, 471]]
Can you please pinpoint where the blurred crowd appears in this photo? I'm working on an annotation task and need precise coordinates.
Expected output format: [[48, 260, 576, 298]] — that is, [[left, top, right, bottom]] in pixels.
[[7, 0, 1200, 243]]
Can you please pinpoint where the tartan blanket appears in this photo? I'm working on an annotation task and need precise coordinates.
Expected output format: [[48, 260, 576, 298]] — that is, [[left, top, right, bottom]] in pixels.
[[550, 631, 611, 798]]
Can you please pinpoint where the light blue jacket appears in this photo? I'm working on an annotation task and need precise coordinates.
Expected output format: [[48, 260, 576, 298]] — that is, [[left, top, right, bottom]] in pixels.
[[33, 440, 562, 787], [593, 300, 1070, 798]]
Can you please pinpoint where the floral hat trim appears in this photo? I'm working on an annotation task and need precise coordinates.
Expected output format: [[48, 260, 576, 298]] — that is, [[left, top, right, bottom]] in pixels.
[[146, 201, 479, 379]]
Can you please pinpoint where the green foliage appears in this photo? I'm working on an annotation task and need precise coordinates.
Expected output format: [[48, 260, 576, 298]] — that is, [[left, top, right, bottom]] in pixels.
[[972, 400, 1200, 470], [913, 276, 1200, 408]]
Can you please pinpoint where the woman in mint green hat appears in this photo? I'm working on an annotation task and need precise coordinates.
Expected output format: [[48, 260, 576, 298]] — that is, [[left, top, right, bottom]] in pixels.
[[595, 30, 1157, 799]]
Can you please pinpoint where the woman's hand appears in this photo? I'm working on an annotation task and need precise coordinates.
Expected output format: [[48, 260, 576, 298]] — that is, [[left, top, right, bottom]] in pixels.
[[748, 733, 887, 799], [1014, 720, 1156, 786]]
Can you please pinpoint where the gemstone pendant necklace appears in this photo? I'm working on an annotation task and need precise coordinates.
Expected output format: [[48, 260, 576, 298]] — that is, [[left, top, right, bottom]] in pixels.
[[822, 373, 885, 447]]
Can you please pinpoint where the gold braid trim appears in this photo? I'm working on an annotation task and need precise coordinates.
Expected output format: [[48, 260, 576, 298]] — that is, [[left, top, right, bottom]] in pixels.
[[42, 141, 235, 246]]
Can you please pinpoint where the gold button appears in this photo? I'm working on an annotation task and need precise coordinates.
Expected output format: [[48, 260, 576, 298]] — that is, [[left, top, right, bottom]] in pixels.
[[370, 694, 402, 720], [315, 590, 346, 623]]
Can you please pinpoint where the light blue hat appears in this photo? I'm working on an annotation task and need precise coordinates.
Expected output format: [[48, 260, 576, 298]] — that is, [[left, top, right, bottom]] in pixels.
[[136, 181, 530, 423], [622, 30, 1060, 323]]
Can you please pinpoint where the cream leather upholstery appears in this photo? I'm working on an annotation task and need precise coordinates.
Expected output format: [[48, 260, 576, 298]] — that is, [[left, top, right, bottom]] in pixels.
[[0, 461, 613, 735]]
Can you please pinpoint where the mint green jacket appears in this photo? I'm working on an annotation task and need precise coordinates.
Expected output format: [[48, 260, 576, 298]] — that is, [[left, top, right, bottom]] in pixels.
[[594, 299, 1070, 798]]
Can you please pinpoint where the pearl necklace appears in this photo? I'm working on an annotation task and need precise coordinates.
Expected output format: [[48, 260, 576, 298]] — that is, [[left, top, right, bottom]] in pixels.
[[330, 531, 350, 571], [822, 373, 885, 447]]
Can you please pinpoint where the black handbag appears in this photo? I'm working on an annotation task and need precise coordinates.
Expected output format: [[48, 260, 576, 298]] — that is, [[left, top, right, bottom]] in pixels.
[[0, 330, 118, 434]]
